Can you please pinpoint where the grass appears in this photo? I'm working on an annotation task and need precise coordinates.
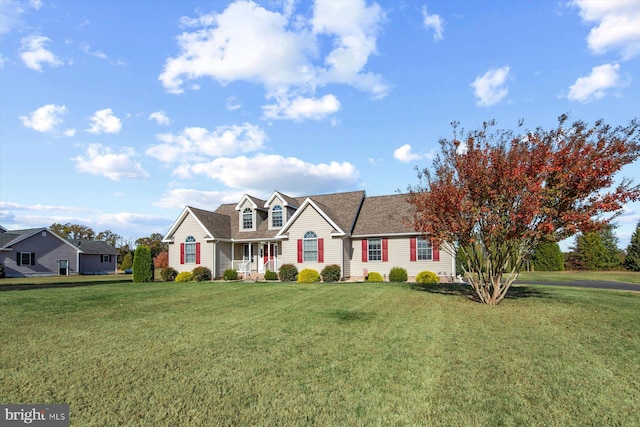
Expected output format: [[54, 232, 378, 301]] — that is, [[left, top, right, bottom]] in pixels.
[[517, 270, 640, 284], [1, 281, 639, 426]]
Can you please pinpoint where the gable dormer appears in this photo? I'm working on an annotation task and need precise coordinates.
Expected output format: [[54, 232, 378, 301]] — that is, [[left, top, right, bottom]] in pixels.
[[235, 194, 266, 232], [265, 191, 299, 230]]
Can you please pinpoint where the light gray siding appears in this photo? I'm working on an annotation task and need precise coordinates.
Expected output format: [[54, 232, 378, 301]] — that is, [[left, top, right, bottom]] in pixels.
[[79, 254, 116, 274], [0, 231, 79, 277]]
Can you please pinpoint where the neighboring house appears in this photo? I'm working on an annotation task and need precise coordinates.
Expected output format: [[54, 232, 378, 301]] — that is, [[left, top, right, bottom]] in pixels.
[[163, 190, 455, 281], [0, 226, 118, 277]]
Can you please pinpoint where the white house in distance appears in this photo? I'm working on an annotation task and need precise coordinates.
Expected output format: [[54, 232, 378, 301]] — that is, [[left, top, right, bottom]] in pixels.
[[162, 190, 455, 281]]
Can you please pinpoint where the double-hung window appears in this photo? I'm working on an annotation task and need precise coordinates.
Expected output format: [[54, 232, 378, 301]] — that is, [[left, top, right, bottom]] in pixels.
[[303, 231, 318, 262], [242, 208, 253, 229], [417, 237, 432, 260], [272, 205, 283, 227], [368, 238, 382, 261], [185, 236, 196, 263]]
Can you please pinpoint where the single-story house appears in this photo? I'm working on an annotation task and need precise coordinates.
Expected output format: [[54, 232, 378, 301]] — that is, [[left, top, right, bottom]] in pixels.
[[163, 190, 455, 281], [0, 226, 118, 277]]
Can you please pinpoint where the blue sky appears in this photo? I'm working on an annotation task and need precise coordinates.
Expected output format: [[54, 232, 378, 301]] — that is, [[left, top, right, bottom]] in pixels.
[[1, 0, 639, 250]]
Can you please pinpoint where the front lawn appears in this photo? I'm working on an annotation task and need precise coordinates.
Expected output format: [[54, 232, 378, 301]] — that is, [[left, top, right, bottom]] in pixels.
[[517, 270, 640, 284], [1, 282, 638, 426]]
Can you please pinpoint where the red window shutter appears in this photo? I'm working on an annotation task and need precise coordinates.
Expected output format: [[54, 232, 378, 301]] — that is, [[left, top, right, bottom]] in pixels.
[[362, 239, 368, 262], [180, 243, 185, 264], [297, 239, 303, 263], [318, 238, 324, 263], [382, 239, 388, 262], [433, 240, 440, 261], [410, 238, 417, 261], [196, 242, 201, 264]]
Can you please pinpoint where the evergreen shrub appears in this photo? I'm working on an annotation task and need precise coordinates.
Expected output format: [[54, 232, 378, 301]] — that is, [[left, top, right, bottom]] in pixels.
[[416, 270, 439, 284], [192, 266, 212, 281], [366, 272, 384, 282], [132, 245, 154, 283], [223, 268, 238, 281], [264, 270, 279, 280], [297, 269, 321, 283], [320, 264, 341, 282], [160, 267, 178, 282], [175, 272, 193, 282], [278, 264, 298, 281], [389, 266, 408, 282]]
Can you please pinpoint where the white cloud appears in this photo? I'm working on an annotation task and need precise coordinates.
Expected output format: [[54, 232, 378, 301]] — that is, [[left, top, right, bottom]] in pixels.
[[393, 144, 423, 163], [226, 96, 242, 111], [181, 153, 360, 195], [0, 0, 40, 35], [263, 94, 341, 121], [19, 35, 63, 71], [422, 5, 444, 41], [470, 66, 510, 107], [567, 63, 629, 102], [149, 111, 171, 126], [63, 128, 76, 137], [154, 188, 244, 210], [146, 123, 266, 163], [72, 143, 149, 181], [20, 104, 67, 132], [88, 108, 122, 134], [80, 42, 108, 60], [572, 0, 640, 60], [159, 0, 388, 118]]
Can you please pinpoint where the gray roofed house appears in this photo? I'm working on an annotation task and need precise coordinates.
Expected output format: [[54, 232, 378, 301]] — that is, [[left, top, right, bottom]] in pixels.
[[0, 226, 118, 277], [163, 190, 456, 281]]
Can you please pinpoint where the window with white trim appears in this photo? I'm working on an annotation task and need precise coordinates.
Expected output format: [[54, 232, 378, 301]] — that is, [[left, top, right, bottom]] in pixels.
[[242, 208, 253, 229], [272, 205, 283, 227], [368, 238, 382, 261], [303, 231, 318, 262], [417, 237, 432, 260], [185, 236, 196, 263]]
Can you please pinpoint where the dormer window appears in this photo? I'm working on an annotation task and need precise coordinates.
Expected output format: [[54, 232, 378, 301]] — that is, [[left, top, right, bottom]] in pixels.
[[272, 205, 283, 227], [242, 208, 253, 229]]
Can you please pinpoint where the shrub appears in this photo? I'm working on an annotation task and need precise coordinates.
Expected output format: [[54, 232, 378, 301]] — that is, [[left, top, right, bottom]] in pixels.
[[160, 267, 178, 282], [416, 270, 439, 285], [192, 266, 212, 282], [120, 252, 133, 271], [175, 271, 194, 282], [366, 272, 384, 282], [320, 264, 341, 282], [132, 245, 153, 283], [389, 266, 408, 283], [298, 268, 320, 283], [223, 268, 238, 281], [264, 270, 279, 281], [279, 263, 299, 282], [154, 251, 169, 268]]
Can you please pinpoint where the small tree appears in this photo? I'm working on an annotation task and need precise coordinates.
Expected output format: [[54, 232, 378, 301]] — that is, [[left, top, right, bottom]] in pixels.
[[570, 224, 621, 270], [132, 245, 154, 282], [530, 240, 564, 271], [408, 115, 640, 304], [120, 252, 133, 271], [624, 221, 640, 271], [154, 251, 169, 269]]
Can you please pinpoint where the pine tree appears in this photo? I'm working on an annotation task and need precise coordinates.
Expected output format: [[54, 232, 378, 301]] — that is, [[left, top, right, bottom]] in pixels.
[[530, 241, 564, 271], [570, 225, 621, 270], [624, 221, 640, 271]]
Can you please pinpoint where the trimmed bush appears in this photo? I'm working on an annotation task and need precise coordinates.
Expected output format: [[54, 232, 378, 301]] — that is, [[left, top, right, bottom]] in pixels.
[[320, 264, 341, 282], [279, 263, 299, 282], [389, 266, 408, 283], [297, 268, 321, 283], [264, 270, 279, 281], [366, 272, 384, 282], [132, 245, 154, 283], [175, 271, 194, 282], [192, 266, 212, 282], [223, 268, 238, 281], [416, 270, 439, 285], [160, 267, 178, 282]]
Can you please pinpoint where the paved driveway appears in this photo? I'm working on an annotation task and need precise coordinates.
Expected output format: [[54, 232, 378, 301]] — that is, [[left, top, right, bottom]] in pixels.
[[515, 280, 640, 292]]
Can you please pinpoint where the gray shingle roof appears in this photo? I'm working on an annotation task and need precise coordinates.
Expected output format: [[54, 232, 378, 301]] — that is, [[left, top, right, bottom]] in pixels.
[[68, 239, 118, 255], [351, 194, 417, 236], [188, 206, 232, 240]]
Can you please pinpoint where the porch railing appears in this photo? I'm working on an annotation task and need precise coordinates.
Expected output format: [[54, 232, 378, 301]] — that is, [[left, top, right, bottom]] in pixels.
[[263, 259, 278, 273], [233, 260, 251, 278]]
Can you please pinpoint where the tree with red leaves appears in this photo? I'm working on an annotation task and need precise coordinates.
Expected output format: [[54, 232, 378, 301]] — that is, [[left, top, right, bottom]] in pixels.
[[408, 114, 640, 305]]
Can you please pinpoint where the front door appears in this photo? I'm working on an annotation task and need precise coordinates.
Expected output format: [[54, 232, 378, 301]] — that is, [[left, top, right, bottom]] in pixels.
[[58, 259, 68, 276]]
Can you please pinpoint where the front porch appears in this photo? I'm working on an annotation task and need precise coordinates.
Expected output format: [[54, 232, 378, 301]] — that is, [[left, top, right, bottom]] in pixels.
[[231, 241, 281, 279]]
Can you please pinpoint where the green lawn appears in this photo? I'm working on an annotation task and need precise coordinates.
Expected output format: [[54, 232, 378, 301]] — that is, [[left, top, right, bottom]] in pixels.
[[517, 270, 640, 284], [1, 281, 638, 426]]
